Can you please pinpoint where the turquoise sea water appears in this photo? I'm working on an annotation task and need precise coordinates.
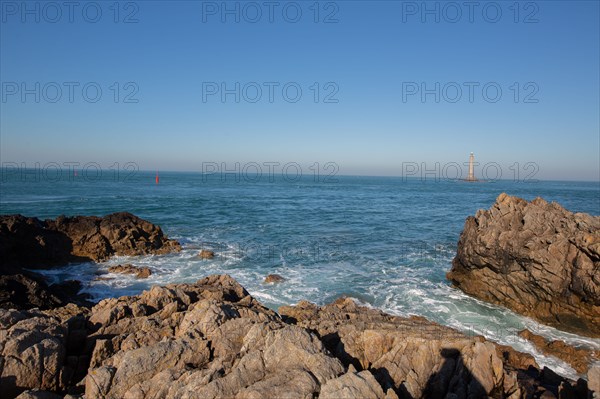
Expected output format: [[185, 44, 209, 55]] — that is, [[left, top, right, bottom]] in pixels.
[[1, 171, 599, 378]]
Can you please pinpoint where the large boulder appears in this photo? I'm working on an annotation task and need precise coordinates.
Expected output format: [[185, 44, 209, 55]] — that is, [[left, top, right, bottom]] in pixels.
[[447, 193, 600, 337], [0, 212, 181, 273]]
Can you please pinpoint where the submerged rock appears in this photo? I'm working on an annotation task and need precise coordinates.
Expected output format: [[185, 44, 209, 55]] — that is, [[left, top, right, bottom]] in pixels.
[[518, 329, 599, 374], [198, 249, 215, 259], [264, 274, 286, 283], [447, 193, 600, 337], [108, 264, 152, 279]]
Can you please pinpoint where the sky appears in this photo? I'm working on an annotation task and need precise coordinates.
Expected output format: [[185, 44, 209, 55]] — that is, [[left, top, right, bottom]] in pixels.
[[1, 0, 599, 181]]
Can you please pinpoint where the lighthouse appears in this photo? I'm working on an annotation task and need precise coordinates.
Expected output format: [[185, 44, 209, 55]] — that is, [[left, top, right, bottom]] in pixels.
[[466, 152, 477, 181]]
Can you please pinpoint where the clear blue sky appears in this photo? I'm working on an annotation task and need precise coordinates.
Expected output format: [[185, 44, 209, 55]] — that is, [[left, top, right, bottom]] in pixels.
[[1, 0, 599, 181]]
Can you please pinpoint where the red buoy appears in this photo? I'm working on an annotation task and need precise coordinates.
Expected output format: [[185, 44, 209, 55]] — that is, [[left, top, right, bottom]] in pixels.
[[155, 171, 159, 184]]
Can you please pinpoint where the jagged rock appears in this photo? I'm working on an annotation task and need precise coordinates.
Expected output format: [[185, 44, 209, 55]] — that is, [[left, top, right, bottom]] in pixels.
[[519, 329, 598, 374], [108, 264, 152, 279], [85, 274, 344, 398], [0, 213, 179, 310], [0, 309, 68, 398], [198, 249, 215, 259], [0, 212, 181, 272], [447, 193, 600, 337], [279, 297, 591, 399], [1, 275, 594, 399], [279, 298, 509, 398], [264, 274, 285, 283]]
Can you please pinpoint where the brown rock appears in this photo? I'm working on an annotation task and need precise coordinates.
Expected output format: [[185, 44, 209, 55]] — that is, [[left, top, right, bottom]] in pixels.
[[519, 329, 598, 374], [0, 212, 182, 272], [447, 193, 600, 337], [85, 274, 344, 398], [108, 264, 152, 279], [2, 274, 593, 399], [320, 366, 387, 399], [589, 364, 600, 396], [198, 249, 215, 259], [264, 274, 286, 283], [0, 309, 68, 398], [280, 298, 512, 398]]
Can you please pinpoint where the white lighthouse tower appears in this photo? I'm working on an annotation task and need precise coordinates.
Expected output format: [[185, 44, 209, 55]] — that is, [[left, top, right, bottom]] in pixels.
[[466, 152, 477, 181]]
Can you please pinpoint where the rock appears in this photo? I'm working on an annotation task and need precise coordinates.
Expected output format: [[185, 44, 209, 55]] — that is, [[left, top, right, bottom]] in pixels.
[[0, 274, 92, 311], [0, 309, 68, 398], [0, 212, 181, 272], [84, 274, 345, 399], [589, 364, 600, 397], [494, 343, 539, 371], [518, 329, 598, 374], [280, 297, 522, 399], [198, 249, 215, 259], [1, 274, 593, 398], [108, 264, 152, 279], [320, 368, 387, 399], [0, 213, 179, 311], [15, 390, 63, 399], [0, 274, 63, 310], [447, 193, 600, 337], [264, 274, 285, 283]]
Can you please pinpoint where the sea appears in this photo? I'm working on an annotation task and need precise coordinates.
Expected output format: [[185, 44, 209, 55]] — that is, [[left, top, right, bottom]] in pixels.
[[1, 169, 599, 379]]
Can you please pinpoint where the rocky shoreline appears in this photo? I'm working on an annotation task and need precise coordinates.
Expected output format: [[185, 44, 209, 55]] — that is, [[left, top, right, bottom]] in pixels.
[[1, 197, 599, 398], [0, 212, 181, 310], [2, 275, 597, 399]]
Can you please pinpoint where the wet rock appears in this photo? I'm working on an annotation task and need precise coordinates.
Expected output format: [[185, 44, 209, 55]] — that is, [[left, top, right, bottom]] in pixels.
[[447, 193, 600, 337], [198, 249, 215, 259], [264, 274, 285, 283], [519, 329, 598, 374], [108, 264, 152, 279]]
